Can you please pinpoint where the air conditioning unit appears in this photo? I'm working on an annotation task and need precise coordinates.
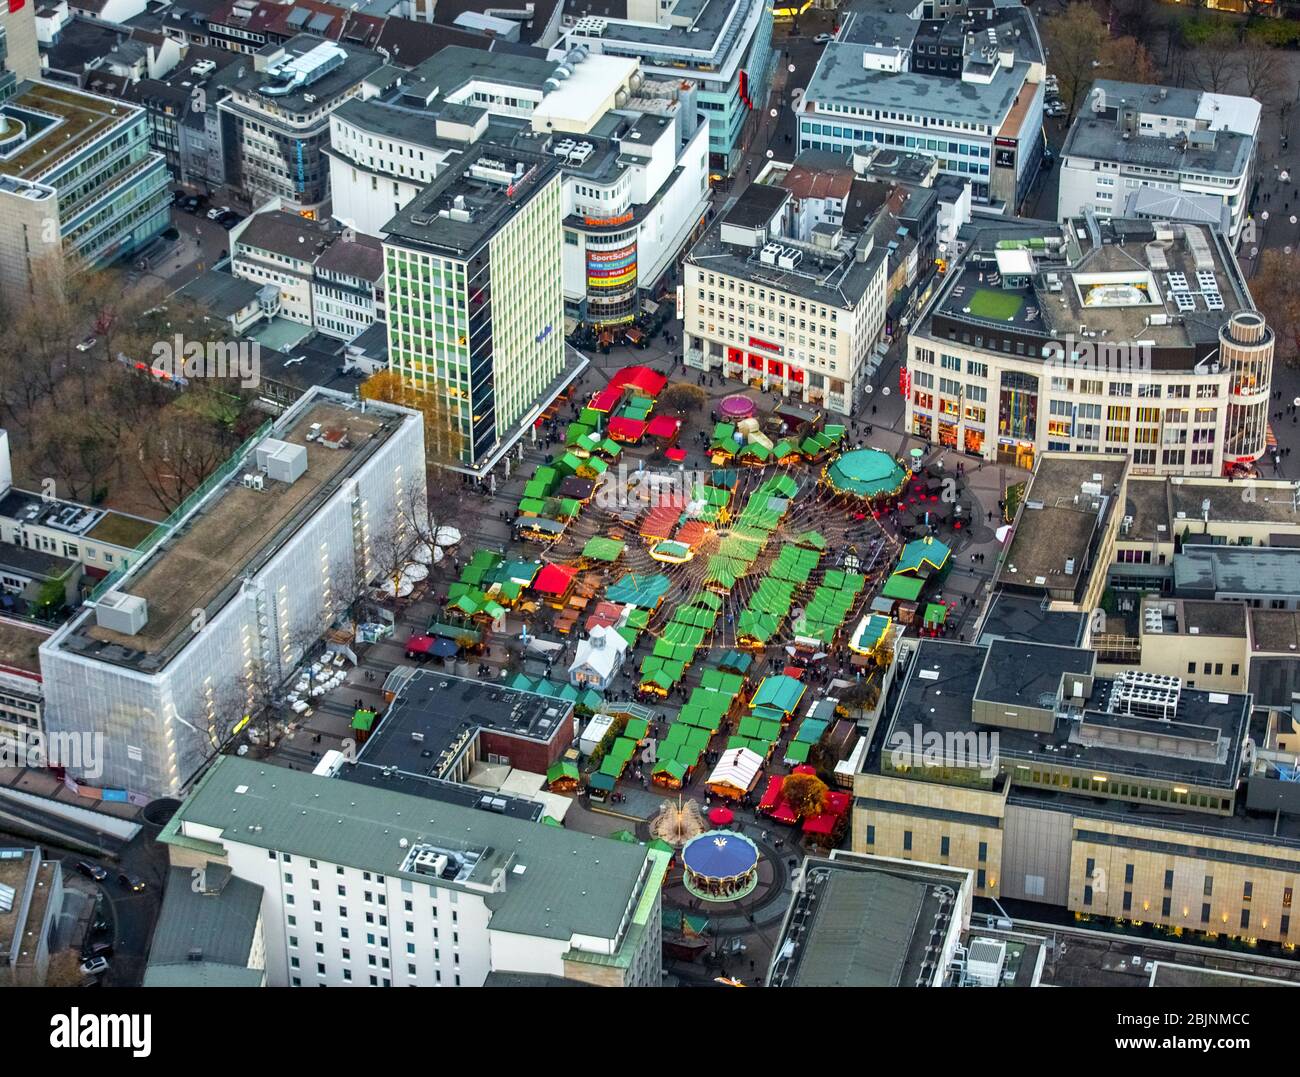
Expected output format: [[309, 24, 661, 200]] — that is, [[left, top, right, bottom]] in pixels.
[[778, 247, 803, 269]]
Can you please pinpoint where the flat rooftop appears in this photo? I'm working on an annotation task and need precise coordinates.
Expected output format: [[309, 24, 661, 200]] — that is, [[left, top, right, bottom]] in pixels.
[[165, 755, 652, 944], [382, 142, 560, 258], [1250, 608, 1300, 654], [224, 35, 384, 113], [1149, 962, 1297, 988], [768, 855, 966, 987], [1140, 597, 1247, 639], [354, 669, 573, 782], [0, 619, 51, 676], [0, 80, 142, 182], [927, 217, 1253, 361], [999, 455, 1127, 594], [886, 638, 1250, 789], [977, 592, 1087, 649], [687, 185, 889, 309], [804, 44, 1030, 127], [60, 396, 409, 672], [974, 637, 1096, 710], [1174, 545, 1300, 600], [0, 848, 55, 969]]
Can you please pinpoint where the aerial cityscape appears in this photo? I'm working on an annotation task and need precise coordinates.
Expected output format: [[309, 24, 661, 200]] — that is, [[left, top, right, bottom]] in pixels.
[[4, 0, 1300, 1012]]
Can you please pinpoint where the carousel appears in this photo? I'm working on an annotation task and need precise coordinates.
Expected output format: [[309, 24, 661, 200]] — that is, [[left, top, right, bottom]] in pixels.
[[822, 448, 907, 501], [681, 830, 760, 902]]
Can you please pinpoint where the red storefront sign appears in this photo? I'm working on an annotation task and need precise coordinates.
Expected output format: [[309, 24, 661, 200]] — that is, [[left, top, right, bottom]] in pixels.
[[900, 367, 912, 396], [748, 336, 783, 355]]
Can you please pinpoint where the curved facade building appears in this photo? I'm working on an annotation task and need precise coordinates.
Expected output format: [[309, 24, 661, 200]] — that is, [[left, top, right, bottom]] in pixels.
[[1221, 310, 1273, 465]]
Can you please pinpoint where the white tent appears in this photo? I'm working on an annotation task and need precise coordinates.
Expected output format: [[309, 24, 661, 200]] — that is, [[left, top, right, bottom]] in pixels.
[[705, 747, 764, 795], [568, 624, 629, 690]]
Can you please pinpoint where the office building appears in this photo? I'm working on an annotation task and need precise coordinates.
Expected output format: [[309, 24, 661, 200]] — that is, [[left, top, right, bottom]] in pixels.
[[0, 79, 170, 297], [218, 35, 385, 218], [39, 387, 426, 799], [161, 755, 668, 986], [0, 0, 40, 82], [904, 215, 1273, 474], [383, 143, 587, 473], [1057, 81, 1260, 249], [851, 626, 1300, 950], [682, 157, 937, 414], [553, 0, 775, 173], [328, 44, 708, 327], [798, 0, 1046, 211]]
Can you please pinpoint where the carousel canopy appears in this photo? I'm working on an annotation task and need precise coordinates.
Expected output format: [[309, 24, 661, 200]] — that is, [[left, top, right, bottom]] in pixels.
[[682, 830, 759, 879], [825, 448, 906, 499]]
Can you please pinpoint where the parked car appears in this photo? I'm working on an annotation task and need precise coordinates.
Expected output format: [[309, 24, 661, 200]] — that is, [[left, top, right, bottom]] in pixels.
[[814, 32, 834, 43], [118, 872, 146, 893], [218, 211, 241, 229], [75, 336, 97, 353], [206, 205, 231, 221], [76, 860, 107, 882], [83, 940, 114, 958], [79, 957, 109, 977]]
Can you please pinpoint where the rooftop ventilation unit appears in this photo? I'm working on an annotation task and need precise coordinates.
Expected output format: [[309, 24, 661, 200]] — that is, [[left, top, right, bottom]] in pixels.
[[258, 41, 347, 97], [759, 242, 782, 266], [95, 592, 149, 635], [777, 247, 803, 270]]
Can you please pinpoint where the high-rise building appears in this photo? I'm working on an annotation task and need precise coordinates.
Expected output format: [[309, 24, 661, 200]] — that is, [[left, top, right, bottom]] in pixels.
[[0, 0, 40, 83], [382, 143, 586, 474], [0, 80, 170, 298], [218, 35, 384, 219]]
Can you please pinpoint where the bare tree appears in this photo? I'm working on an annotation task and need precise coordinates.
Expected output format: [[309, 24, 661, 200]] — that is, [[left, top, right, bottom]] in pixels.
[[1250, 250, 1300, 368], [135, 403, 240, 514], [1187, 26, 1244, 93], [1239, 32, 1289, 104]]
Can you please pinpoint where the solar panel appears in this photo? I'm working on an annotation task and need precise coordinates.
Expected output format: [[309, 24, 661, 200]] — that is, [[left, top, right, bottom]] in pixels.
[[309, 12, 333, 31], [287, 7, 309, 24]]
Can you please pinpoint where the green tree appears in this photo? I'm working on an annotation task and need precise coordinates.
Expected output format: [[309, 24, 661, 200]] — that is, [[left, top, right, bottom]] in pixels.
[[782, 772, 828, 817]]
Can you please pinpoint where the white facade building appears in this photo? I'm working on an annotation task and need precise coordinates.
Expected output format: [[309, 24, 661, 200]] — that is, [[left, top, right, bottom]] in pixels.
[[1057, 82, 1261, 249], [162, 756, 668, 987], [39, 388, 426, 798], [682, 177, 903, 415]]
